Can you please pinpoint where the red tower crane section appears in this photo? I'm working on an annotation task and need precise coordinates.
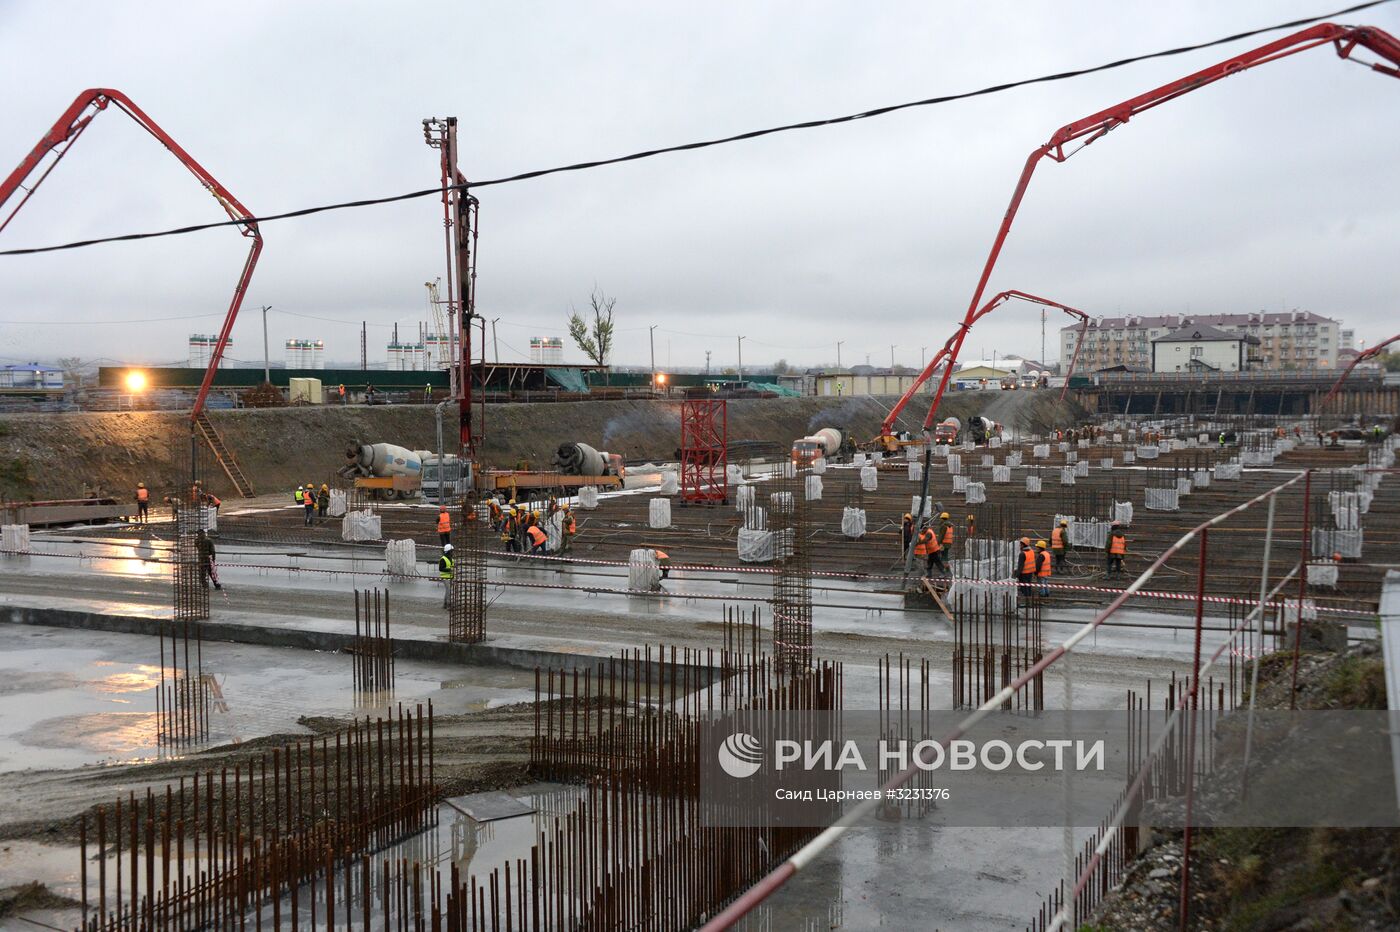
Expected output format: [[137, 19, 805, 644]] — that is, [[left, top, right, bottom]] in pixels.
[[1319, 332, 1400, 410], [870, 289, 1089, 450], [0, 88, 262, 422], [919, 23, 1400, 441]]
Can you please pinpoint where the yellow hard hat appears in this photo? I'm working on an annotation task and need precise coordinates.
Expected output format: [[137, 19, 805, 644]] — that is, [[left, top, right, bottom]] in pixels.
[[903, 513, 913, 520], [1036, 540, 1047, 549], [939, 512, 949, 519], [562, 503, 570, 511], [532, 510, 541, 518], [137, 482, 145, 488], [1059, 519, 1068, 526]]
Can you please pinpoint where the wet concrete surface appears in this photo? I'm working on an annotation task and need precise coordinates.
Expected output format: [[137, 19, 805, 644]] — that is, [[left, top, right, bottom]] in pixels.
[[0, 624, 535, 775]]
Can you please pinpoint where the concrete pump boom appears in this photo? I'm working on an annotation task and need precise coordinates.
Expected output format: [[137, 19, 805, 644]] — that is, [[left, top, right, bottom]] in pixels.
[[702, 22, 1400, 932], [0, 88, 262, 422], [917, 23, 1400, 441], [870, 288, 1089, 443], [1319, 332, 1400, 410]]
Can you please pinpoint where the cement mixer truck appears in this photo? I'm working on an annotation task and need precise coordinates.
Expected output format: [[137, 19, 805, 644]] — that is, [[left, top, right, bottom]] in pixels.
[[339, 441, 428, 499], [932, 416, 1002, 445], [791, 427, 846, 466]]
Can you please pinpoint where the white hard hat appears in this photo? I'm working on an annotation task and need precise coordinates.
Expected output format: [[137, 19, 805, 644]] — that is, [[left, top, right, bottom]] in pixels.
[[442, 543, 454, 552]]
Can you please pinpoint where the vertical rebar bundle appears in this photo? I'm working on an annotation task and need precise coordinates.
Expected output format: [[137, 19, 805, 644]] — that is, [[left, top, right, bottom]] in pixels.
[[171, 430, 210, 624], [352, 588, 395, 697], [951, 589, 1044, 711], [771, 467, 813, 672], [448, 492, 486, 643], [78, 703, 436, 932], [156, 618, 210, 748]]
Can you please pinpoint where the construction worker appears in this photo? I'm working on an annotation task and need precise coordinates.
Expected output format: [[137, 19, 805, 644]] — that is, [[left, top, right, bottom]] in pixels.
[[487, 497, 504, 532], [1106, 523, 1128, 578], [197, 530, 221, 591], [437, 505, 452, 546], [337, 383, 346, 405], [294, 484, 305, 506], [1218, 431, 1226, 447], [1051, 519, 1069, 571], [501, 507, 519, 552], [901, 513, 915, 554], [425, 382, 433, 402], [526, 521, 548, 555], [135, 482, 149, 524], [913, 525, 937, 578], [655, 549, 670, 581], [316, 484, 329, 518], [938, 512, 954, 554], [1035, 540, 1052, 597], [1017, 537, 1036, 599], [439, 543, 454, 607], [560, 504, 577, 554], [303, 485, 316, 526]]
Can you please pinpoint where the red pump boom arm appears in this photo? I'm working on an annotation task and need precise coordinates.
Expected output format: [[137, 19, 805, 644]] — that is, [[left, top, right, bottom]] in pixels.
[[920, 23, 1400, 437], [1319, 333, 1400, 409], [878, 289, 1089, 437], [0, 88, 262, 421]]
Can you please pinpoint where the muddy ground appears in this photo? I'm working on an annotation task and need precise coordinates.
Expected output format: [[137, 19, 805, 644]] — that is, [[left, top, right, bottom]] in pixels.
[[0, 391, 1084, 501]]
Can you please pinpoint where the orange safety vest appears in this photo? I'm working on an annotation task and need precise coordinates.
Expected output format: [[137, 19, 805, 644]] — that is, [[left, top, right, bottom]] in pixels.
[[1051, 527, 1065, 550], [1020, 548, 1037, 575], [565, 516, 576, 534], [527, 525, 547, 546], [136, 488, 149, 503], [941, 523, 954, 546], [1109, 534, 1127, 556], [913, 529, 935, 557], [437, 511, 451, 534], [1036, 552, 1052, 577]]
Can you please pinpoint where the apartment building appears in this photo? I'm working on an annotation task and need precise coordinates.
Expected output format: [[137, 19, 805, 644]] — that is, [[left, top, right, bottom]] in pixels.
[[1061, 311, 1346, 371]]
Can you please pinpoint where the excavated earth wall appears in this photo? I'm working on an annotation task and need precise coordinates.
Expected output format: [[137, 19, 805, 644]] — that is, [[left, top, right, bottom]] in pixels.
[[0, 392, 1086, 500]]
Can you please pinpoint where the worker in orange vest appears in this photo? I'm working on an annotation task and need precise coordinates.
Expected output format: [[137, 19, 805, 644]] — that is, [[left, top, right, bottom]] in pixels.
[[560, 504, 577, 554], [655, 549, 670, 581], [1106, 523, 1128, 578], [1050, 519, 1069, 571], [913, 526, 939, 577], [938, 512, 955, 553], [526, 522, 548, 554], [1017, 537, 1037, 599], [1035, 540, 1052, 597], [135, 482, 149, 524], [437, 506, 452, 546]]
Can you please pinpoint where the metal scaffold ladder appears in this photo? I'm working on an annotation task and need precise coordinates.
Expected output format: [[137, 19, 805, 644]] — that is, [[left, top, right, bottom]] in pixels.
[[194, 411, 255, 498]]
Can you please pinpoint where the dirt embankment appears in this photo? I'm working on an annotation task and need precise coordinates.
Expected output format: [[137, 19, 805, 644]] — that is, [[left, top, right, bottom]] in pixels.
[[0, 392, 1085, 501]]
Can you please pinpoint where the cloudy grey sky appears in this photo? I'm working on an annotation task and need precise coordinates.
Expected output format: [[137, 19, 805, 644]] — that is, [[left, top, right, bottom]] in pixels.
[[1, 1, 1397, 372]]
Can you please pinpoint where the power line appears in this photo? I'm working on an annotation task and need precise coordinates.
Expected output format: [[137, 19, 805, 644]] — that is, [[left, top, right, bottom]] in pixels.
[[0, 0, 1388, 259]]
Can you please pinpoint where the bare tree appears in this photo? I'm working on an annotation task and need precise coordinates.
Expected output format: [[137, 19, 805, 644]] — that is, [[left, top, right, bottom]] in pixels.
[[57, 356, 85, 389], [568, 287, 616, 384]]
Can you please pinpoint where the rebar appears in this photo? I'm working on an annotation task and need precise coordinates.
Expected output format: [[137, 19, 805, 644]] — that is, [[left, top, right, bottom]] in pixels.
[[352, 588, 395, 697], [448, 491, 487, 643]]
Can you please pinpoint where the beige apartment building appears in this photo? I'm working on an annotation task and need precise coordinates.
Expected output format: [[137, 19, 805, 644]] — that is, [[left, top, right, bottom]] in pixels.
[[1061, 311, 1351, 372]]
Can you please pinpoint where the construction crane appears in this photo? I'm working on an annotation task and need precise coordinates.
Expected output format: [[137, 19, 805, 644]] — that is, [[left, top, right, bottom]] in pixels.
[[0, 88, 262, 424], [915, 23, 1400, 444], [424, 277, 456, 396], [866, 290, 1090, 452]]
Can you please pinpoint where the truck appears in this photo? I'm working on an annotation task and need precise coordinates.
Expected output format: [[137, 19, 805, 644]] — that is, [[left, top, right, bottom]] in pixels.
[[791, 427, 844, 465], [933, 417, 961, 444], [339, 441, 427, 499]]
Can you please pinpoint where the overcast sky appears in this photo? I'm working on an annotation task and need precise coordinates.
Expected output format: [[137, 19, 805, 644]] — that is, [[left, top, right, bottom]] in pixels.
[[1, 1, 1397, 372]]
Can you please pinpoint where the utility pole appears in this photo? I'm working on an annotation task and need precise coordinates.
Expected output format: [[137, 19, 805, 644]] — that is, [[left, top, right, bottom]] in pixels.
[[261, 305, 271, 384], [920, 345, 927, 368], [705, 350, 711, 376], [836, 341, 843, 368], [650, 324, 658, 390], [890, 345, 896, 368], [360, 321, 367, 371], [491, 318, 500, 363], [737, 335, 745, 381], [1041, 306, 1047, 369]]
